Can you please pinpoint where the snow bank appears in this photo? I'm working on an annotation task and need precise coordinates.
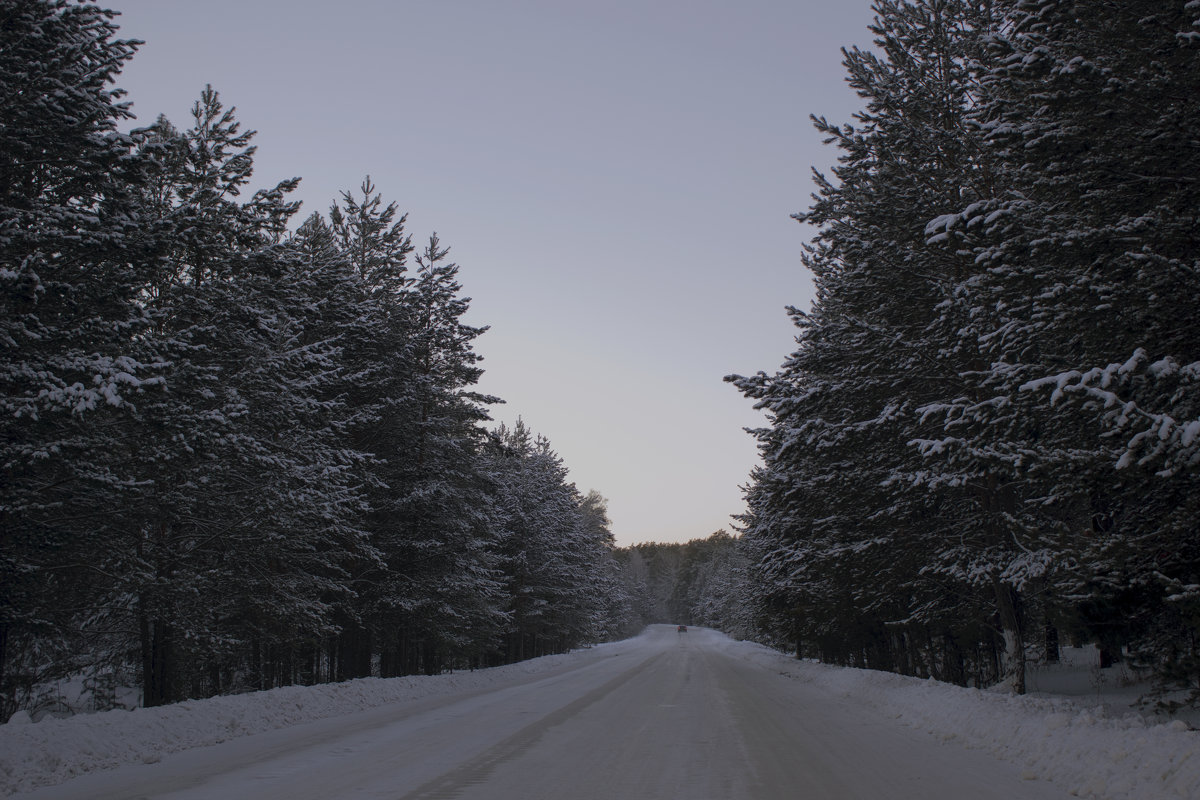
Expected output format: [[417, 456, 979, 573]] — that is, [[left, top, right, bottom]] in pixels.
[[724, 639, 1200, 800], [0, 646, 609, 796]]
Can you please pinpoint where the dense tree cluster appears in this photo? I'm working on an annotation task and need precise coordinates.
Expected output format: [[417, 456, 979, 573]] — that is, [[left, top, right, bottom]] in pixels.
[[615, 532, 753, 639], [0, 0, 629, 718], [729, 0, 1200, 706]]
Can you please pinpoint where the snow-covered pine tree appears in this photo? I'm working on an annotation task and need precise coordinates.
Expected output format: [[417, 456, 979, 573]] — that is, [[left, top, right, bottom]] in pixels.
[[577, 490, 637, 641], [961, 0, 1200, 703], [372, 235, 506, 675], [109, 90, 372, 704], [485, 421, 613, 661], [319, 178, 422, 677], [0, 0, 160, 716], [330, 177, 415, 297], [272, 211, 389, 684], [730, 0, 1048, 688], [691, 533, 755, 641], [610, 533, 749, 639]]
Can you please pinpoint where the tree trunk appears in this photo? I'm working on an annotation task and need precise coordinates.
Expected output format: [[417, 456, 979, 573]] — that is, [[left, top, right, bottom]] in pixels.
[[1044, 623, 1060, 664], [0, 620, 10, 718], [1099, 643, 1122, 669], [139, 602, 174, 707], [942, 631, 966, 686], [992, 578, 1025, 694]]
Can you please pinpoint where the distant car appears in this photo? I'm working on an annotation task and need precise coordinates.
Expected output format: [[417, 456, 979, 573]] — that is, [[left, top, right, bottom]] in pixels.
[[677, 625, 688, 633]]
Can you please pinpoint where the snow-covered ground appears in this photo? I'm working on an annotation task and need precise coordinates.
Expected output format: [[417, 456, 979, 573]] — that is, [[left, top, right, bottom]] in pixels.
[[0, 644, 627, 797], [2, 628, 1197, 798], [728, 639, 1198, 799], [1024, 644, 1195, 725]]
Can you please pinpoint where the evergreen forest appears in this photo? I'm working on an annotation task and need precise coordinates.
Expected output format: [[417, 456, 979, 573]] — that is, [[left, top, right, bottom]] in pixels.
[[726, 0, 1200, 709], [3, 0, 1199, 723], [0, 0, 637, 718]]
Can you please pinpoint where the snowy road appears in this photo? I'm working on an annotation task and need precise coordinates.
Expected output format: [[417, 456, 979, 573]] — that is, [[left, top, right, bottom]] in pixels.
[[16, 626, 1076, 799]]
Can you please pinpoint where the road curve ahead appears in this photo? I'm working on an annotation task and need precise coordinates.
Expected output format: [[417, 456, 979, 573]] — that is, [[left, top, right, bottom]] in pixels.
[[23, 625, 1073, 800]]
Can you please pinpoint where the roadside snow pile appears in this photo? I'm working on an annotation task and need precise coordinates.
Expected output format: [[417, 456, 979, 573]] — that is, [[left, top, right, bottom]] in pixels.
[[729, 640, 1200, 800], [0, 644, 617, 796]]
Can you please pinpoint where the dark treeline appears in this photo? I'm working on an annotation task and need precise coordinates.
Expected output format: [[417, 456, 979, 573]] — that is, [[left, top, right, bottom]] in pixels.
[[0, 1, 633, 719], [726, 0, 1200, 708], [615, 532, 751, 637]]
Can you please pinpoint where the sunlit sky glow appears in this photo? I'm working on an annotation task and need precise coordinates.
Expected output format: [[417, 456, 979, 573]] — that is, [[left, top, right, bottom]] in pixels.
[[109, 0, 877, 545]]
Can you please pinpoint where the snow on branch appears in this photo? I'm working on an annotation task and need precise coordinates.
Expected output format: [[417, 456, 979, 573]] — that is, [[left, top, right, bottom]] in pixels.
[[1020, 350, 1200, 476]]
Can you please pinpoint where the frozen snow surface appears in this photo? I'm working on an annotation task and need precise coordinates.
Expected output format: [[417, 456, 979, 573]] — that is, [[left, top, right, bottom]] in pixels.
[[2, 629, 1197, 798], [727, 639, 1199, 800]]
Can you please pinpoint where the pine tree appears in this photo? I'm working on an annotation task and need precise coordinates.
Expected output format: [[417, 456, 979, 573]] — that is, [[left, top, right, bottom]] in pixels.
[[374, 235, 505, 675], [729, 0, 1046, 688], [110, 89, 371, 703], [578, 491, 636, 641], [0, 0, 159, 716], [318, 178, 418, 678], [962, 0, 1200, 702], [486, 422, 613, 660]]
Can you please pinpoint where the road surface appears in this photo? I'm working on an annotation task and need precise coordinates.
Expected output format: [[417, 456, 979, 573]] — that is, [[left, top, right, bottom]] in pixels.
[[18, 626, 1073, 799]]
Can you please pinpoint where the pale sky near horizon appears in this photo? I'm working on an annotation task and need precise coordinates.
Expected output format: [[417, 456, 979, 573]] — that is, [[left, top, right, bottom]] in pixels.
[[108, 0, 878, 546]]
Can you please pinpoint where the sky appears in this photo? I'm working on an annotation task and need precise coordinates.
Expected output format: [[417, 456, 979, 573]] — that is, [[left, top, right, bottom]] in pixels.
[[106, 0, 879, 546]]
